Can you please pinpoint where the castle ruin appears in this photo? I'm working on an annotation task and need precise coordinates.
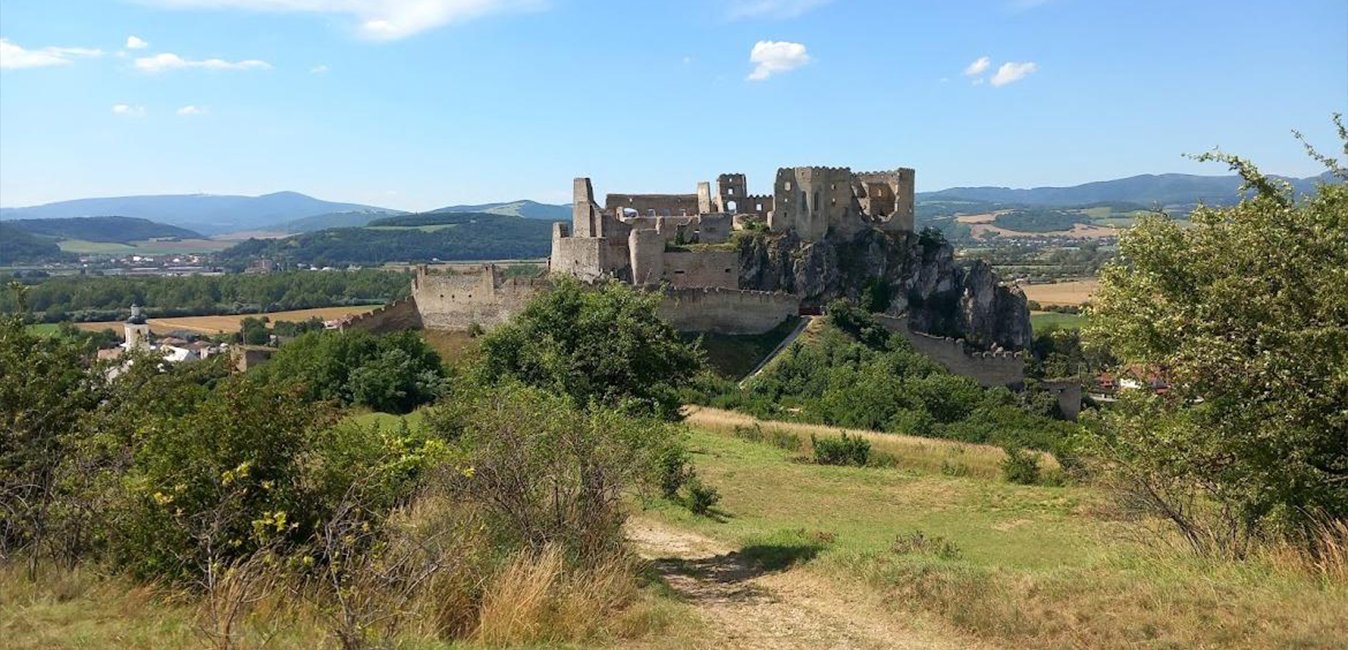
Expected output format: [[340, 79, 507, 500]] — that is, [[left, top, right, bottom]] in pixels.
[[346, 164, 1029, 386], [551, 167, 915, 288]]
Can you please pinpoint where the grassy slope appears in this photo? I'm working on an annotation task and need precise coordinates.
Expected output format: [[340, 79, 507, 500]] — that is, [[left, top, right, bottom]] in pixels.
[[1030, 311, 1084, 330], [685, 316, 800, 380], [643, 424, 1347, 649]]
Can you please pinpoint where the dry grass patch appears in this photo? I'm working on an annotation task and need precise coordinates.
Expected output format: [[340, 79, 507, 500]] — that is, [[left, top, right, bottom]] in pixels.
[[684, 405, 1054, 480]]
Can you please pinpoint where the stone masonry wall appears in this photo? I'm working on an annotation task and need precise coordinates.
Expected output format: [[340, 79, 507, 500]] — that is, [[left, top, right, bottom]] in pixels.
[[413, 266, 544, 331], [661, 251, 739, 289], [875, 314, 1025, 387], [605, 193, 700, 217], [340, 296, 423, 334], [658, 287, 799, 334]]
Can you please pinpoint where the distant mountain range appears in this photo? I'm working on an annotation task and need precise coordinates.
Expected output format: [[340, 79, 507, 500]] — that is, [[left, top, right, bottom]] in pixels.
[[0, 192, 399, 235], [2, 172, 1336, 237], [917, 172, 1334, 207], [430, 200, 570, 221]]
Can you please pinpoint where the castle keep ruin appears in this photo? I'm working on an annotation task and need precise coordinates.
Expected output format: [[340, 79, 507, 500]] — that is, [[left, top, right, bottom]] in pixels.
[[551, 167, 915, 289]]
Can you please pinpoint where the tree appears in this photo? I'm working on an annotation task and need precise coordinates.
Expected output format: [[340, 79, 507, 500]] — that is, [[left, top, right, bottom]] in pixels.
[[1085, 116, 1348, 554], [478, 278, 704, 420]]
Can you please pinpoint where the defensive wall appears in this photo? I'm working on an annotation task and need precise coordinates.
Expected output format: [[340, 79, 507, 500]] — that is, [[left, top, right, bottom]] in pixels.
[[605, 193, 700, 217], [874, 314, 1025, 388], [656, 287, 799, 335], [411, 264, 547, 331], [339, 296, 424, 334]]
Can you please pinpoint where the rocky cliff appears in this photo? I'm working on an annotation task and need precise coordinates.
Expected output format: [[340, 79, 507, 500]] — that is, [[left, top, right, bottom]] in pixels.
[[737, 228, 1031, 350]]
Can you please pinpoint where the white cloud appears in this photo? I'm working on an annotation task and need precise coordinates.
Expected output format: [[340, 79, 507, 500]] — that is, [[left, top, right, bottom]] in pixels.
[[747, 40, 809, 81], [177, 105, 206, 115], [989, 61, 1038, 86], [111, 103, 147, 117], [0, 38, 103, 69], [126, 35, 150, 49], [963, 56, 990, 77], [134, 52, 272, 72], [141, 0, 545, 40], [728, 0, 831, 19], [310, 64, 329, 74]]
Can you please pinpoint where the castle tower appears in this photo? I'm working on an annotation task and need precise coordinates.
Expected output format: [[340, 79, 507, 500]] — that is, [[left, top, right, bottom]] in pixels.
[[714, 173, 748, 213], [124, 304, 150, 350]]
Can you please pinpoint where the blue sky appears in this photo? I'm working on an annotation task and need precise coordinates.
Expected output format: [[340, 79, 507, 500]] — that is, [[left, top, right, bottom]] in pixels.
[[1, 0, 1344, 211]]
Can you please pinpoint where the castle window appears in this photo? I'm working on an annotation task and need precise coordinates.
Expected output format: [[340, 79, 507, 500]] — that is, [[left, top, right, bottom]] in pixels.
[[724, 268, 731, 273], [755, 203, 762, 211], [784, 181, 792, 190], [728, 188, 735, 196]]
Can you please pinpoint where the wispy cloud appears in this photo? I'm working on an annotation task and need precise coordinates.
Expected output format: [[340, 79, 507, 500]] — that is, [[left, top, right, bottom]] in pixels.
[[0, 38, 103, 69], [126, 35, 150, 49], [134, 52, 271, 72], [963, 56, 990, 77], [141, 0, 545, 40], [1009, 0, 1054, 11], [990, 61, 1038, 86], [728, 0, 832, 19], [747, 40, 810, 81], [112, 103, 147, 117], [177, 105, 206, 115], [309, 64, 329, 74]]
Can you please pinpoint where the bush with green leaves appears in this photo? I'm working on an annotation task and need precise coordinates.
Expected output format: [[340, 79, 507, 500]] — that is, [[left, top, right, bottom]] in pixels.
[[254, 329, 448, 414], [1000, 447, 1042, 485], [478, 277, 704, 420], [685, 478, 721, 516], [811, 433, 872, 467], [1085, 120, 1348, 554], [425, 381, 682, 559]]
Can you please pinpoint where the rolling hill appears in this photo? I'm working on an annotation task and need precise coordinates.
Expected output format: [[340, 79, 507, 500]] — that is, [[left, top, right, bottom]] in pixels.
[[918, 172, 1334, 208], [219, 212, 556, 267], [0, 192, 400, 235], [431, 200, 569, 220], [4, 216, 202, 243]]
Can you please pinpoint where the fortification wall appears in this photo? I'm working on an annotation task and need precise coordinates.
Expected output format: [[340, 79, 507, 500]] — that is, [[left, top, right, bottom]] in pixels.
[[413, 267, 545, 331], [658, 287, 799, 335], [661, 251, 738, 289], [697, 213, 732, 243], [875, 314, 1025, 387], [340, 296, 423, 334], [606, 193, 699, 217]]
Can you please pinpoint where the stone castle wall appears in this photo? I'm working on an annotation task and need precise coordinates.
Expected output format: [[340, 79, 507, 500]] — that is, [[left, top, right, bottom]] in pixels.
[[874, 314, 1025, 387], [340, 296, 423, 334], [605, 193, 700, 217], [412, 265, 546, 331], [657, 287, 799, 334], [661, 251, 739, 289]]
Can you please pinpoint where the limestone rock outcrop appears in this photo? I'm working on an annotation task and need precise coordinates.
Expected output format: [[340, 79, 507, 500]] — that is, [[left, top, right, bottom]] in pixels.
[[737, 229, 1031, 350]]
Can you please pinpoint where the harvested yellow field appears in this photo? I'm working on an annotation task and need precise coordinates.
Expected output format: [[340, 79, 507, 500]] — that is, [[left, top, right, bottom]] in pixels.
[[75, 305, 377, 337], [1021, 279, 1099, 306]]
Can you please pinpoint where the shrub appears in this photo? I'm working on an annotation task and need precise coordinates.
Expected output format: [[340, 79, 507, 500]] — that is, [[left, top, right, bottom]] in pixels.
[[1001, 447, 1041, 485], [732, 423, 802, 452], [427, 382, 674, 559], [811, 433, 871, 467], [685, 478, 721, 517], [655, 444, 692, 499], [478, 278, 704, 420], [891, 530, 963, 560]]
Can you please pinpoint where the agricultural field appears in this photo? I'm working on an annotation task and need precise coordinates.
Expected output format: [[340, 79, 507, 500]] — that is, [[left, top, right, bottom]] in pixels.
[[72, 305, 375, 336], [57, 238, 235, 256], [1021, 279, 1099, 306], [1030, 310, 1085, 330]]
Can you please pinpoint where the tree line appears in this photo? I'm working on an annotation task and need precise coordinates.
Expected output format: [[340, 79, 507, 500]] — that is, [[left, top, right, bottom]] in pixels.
[[2, 269, 411, 322]]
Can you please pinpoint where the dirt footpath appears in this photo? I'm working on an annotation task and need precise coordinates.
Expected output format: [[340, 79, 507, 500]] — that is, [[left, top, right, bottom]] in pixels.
[[625, 517, 982, 650]]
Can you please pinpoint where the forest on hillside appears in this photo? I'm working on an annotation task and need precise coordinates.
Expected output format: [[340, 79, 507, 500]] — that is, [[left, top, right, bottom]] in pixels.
[[220, 212, 555, 266]]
